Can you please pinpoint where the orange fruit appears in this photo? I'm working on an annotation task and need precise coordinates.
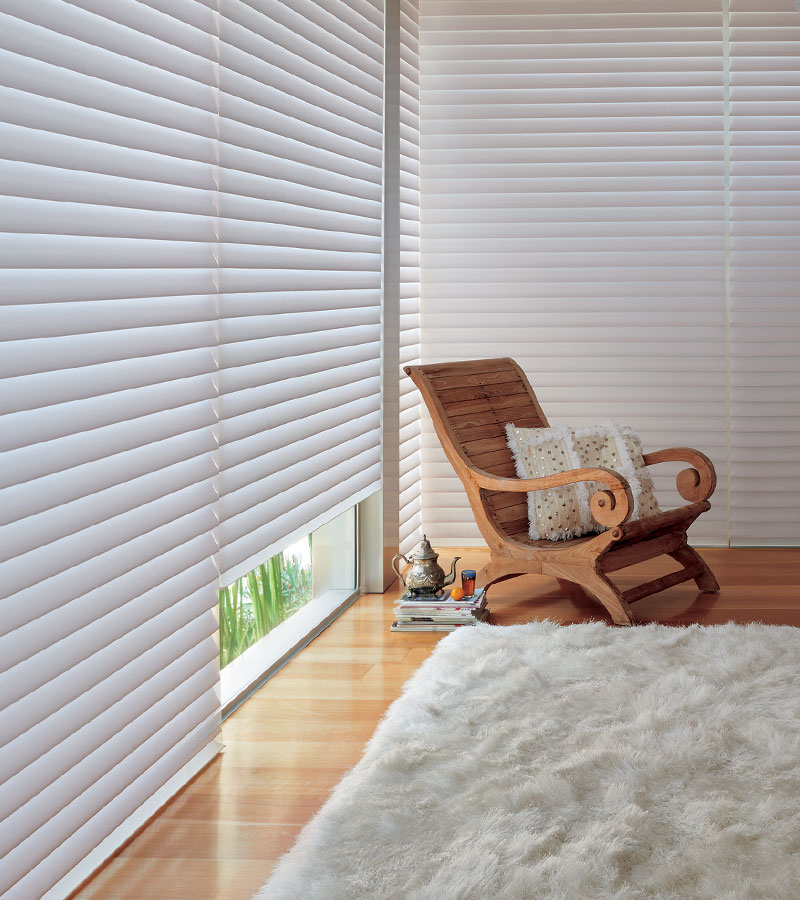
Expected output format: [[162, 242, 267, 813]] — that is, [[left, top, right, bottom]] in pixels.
[[450, 587, 466, 601]]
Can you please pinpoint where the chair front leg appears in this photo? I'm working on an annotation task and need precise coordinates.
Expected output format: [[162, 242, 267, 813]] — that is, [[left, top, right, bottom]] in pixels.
[[542, 561, 635, 626]]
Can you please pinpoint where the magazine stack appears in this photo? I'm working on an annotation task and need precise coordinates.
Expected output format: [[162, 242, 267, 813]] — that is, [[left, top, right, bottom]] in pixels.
[[390, 587, 489, 633]]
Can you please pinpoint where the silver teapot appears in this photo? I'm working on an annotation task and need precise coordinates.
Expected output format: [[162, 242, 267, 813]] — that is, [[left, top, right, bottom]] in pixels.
[[392, 535, 460, 596]]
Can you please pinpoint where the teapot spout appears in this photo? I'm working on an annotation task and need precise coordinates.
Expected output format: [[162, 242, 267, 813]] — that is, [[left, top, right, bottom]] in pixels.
[[443, 556, 461, 587]]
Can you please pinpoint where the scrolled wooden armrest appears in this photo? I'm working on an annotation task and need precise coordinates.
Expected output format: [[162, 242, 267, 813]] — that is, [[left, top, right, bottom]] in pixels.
[[641, 447, 717, 502], [468, 465, 634, 528]]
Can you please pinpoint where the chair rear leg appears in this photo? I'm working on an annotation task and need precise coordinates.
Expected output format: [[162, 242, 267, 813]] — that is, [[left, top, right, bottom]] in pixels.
[[667, 544, 720, 593], [575, 571, 636, 627]]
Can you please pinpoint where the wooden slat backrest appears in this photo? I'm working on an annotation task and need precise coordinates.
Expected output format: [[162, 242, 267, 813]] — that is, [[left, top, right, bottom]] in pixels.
[[405, 358, 548, 542]]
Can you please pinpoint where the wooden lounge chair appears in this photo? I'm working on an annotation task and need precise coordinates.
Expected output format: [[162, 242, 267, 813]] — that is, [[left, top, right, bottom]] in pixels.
[[404, 357, 719, 626]]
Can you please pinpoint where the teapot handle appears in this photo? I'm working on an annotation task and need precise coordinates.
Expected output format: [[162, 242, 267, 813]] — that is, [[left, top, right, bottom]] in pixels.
[[391, 553, 410, 586]]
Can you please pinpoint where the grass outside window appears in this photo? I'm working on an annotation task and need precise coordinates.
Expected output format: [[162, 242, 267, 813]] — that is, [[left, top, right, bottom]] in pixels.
[[219, 536, 312, 668]]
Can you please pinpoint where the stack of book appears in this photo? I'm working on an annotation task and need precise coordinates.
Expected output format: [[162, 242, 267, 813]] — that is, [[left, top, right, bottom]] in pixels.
[[390, 587, 489, 632]]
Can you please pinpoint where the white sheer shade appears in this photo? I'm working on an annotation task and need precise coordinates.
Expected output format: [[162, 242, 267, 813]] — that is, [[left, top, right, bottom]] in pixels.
[[729, 0, 800, 545], [216, 0, 384, 585], [419, 0, 729, 547], [0, 2, 220, 896], [0, 1, 385, 897]]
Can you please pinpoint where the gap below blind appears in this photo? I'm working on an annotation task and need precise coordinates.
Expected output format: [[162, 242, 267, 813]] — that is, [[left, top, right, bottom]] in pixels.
[[220, 586, 362, 718]]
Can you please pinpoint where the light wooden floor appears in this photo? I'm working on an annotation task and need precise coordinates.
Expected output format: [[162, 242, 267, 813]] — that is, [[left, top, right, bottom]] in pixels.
[[74, 547, 800, 900]]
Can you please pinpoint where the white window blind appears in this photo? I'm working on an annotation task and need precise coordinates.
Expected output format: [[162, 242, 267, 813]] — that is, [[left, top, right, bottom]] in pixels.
[[419, 0, 729, 547], [0, 0, 387, 896], [0, 2, 221, 898], [398, 0, 423, 553], [216, 0, 385, 585], [729, 0, 800, 546]]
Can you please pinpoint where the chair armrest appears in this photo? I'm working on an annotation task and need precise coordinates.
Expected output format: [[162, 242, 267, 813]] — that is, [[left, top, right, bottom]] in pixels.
[[641, 448, 717, 502], [467, 465, 634, 527]]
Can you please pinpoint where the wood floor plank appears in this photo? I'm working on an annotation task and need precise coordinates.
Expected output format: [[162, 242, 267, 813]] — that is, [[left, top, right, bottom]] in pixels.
[[77, 857, 273, 900], [118, 821, 296, 861], [71, 547, 800, 900]]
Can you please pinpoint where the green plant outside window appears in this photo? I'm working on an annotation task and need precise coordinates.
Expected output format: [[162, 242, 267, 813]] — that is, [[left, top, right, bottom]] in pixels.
[[219, 537, 312, 668]]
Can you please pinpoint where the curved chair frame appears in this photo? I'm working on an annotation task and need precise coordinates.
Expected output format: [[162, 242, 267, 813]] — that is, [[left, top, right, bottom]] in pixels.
[[405, 358, 719, 626]]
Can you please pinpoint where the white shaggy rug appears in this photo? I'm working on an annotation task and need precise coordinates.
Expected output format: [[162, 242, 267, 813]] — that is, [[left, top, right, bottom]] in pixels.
[[257, 621, 800, 900]]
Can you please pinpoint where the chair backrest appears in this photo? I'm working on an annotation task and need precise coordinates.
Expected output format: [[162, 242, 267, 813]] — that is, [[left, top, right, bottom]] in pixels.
[[404, 358, 548, 542]]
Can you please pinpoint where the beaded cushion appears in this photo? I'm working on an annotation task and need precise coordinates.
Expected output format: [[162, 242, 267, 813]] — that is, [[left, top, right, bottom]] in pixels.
[[505, 421, 661, 541]]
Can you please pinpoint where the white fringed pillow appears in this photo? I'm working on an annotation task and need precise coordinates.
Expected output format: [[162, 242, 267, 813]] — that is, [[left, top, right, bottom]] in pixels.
[[505, 421, 661, 541]]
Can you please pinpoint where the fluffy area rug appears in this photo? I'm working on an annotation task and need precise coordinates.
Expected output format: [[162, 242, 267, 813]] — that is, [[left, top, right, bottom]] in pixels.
[[257, 621, 800, 899]]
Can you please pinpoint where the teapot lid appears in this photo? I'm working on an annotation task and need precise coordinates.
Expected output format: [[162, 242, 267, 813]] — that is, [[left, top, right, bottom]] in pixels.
[[410, 534, 437, 560]]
